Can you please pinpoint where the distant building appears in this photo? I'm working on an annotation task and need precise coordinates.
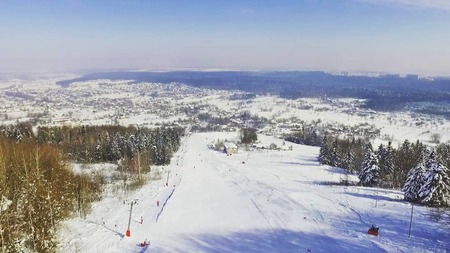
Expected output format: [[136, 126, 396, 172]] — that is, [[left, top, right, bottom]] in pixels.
[[382, 74, 400, 79], [405, 74, 419, 80], [223, 142, 238, 154]]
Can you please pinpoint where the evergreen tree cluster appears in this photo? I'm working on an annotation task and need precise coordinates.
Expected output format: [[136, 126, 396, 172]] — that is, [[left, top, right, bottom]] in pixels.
[[318, 136, 450, 206], [0, 123, 33, 142], [284, 124, 322, 146], [358, 143, 380, 187], [240, 128, 258, 144], [403, 152, 450, 207], [36, 125, 183, 166], [0, 124, 184, 168], [318, 136, 365, 173]]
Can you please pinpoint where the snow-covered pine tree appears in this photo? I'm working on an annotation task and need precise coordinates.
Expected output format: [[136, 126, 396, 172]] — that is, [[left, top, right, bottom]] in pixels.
[[403, 163, 426, 202], [402, 147, 430, 202], [377, 142, 395, 187], [342, 149, 356, 173], [318, 136, 330, 165], [377, 143, 386, 169], [412, 141, 427, 167], [393, 139, 414, 188], [358, 143, 380, 187], [330, 139, 341, 167], [436, 143, 450, 170], [341, 150, 349, 170], [385, 141, 394, 174], [111, 133, 122, 161], [418, 152, 450, 207]]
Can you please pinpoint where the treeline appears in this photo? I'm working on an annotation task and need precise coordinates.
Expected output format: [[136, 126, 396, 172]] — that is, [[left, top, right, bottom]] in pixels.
[[0, 139, 103, 252], [36, 125, 183, 167], [318, 136, 450, 206], [0, 123, 34, 142], [0, 124, 184, 168], [284, 124, 322, 147], [283, 121, 382, 149]]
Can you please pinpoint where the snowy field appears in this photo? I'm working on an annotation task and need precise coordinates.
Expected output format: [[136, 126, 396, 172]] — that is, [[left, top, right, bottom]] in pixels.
[[58, 132, 450, 253]]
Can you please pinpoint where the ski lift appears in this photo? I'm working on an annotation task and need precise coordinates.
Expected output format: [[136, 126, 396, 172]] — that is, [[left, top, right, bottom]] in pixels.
[[368, 224, 379, 236]]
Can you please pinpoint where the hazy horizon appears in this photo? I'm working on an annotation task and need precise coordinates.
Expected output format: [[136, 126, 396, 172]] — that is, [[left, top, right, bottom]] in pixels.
[[1, 0, 450, 76]]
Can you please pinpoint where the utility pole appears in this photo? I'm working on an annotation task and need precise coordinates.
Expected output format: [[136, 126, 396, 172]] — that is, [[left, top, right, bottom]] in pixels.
[[126, 199, 138, 237], [375, 187, 379, 208], [166, 171, 170, 186], [408, 204, 414, 237]]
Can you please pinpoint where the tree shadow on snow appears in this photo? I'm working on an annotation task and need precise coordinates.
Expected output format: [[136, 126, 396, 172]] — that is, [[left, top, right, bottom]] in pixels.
[[360, 187, 404, 196], [344, 192, 400, 203], [271, 159, 320, 167], [152, 229, 380, 253], [323, 167, 350, 175], [293, 180, 358, 187], [85, 220, 124, 238]]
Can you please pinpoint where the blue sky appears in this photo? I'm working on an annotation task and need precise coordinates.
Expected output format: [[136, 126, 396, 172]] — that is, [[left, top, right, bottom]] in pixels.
[[1, 0, 449, 75]]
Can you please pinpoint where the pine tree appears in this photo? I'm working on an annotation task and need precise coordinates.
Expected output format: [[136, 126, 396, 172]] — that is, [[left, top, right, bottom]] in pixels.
[[418, 152, 450, 207], [111, 134, 122, 161], [402, 147, 430, 202], [377, 142, 395, 187], [348, 149, 356, 173], [330, 139, 341, 167], [377, 143, 386, 170], [436, 143, 450, 170], [358, 143, 380, 187], [385, 141, 394, 174], [318, 136, 330, 165], [412, 141, 427, 167], [403, 163, 426, 202], [393, 139, 414, 188], [342, 150, 355, 172]]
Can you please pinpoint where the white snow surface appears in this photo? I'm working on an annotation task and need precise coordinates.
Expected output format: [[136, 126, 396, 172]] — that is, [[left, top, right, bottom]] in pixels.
[[58, 132, 449, 253]]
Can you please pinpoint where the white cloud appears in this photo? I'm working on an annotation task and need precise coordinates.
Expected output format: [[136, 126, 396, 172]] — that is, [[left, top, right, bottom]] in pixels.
[[359, 0, 450, 11]]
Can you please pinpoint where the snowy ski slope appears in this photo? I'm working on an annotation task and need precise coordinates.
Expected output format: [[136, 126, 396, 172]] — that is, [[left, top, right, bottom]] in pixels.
[[58, 132, 450, 253]]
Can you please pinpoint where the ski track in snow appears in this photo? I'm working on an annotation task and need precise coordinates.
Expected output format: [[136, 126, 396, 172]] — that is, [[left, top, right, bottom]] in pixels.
[[58, 132, 450, 253]]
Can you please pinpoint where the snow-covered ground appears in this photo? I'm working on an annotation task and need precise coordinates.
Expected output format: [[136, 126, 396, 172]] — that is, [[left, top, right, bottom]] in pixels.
[[1, 78, 449, 146], [58, 132, 450, 253], [1, 77, 449, 252]]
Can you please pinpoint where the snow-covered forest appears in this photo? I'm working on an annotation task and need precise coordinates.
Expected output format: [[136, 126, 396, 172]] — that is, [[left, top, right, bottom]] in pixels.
[[0, 124, 182, 252], [318, 137, 450, 207]]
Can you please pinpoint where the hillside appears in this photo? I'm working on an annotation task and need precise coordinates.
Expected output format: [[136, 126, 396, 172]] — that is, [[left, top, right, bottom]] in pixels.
[[58, 132, 449, 253]]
